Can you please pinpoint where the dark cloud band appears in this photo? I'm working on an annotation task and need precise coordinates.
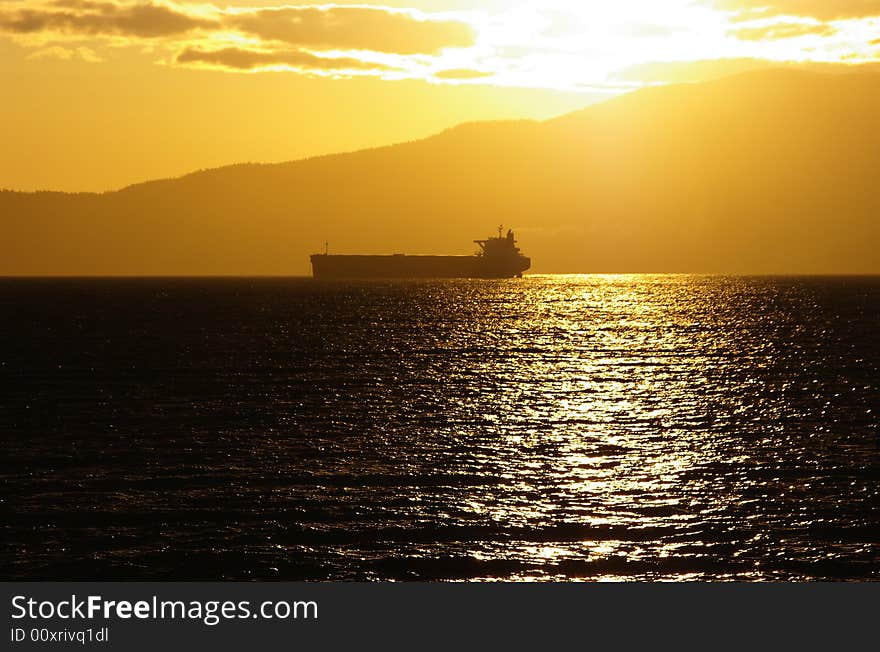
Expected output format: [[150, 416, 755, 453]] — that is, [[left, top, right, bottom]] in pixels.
[[175, 46, 394, 73], [0, 1, 476, 55], [228, 6, 475, 55], [0, 1, 216, 38]]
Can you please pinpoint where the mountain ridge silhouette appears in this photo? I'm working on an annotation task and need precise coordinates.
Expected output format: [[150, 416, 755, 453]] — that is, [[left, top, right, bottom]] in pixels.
[[3, 68, 878, 274]]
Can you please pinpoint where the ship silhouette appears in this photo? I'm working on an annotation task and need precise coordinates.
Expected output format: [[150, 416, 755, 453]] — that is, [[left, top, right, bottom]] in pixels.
[[310, 226, 531, 279]]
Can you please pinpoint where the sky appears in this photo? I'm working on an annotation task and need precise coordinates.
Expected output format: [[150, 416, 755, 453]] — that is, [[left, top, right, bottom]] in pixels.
[[2, 0, 879, 191]]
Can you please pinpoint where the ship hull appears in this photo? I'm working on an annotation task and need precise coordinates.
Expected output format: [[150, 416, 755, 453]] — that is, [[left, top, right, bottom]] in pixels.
[[311, 254, 529, 279]]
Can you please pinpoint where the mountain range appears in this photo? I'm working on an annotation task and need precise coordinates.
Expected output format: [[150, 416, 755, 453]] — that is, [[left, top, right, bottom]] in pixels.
[[3, 68, 878, 275]]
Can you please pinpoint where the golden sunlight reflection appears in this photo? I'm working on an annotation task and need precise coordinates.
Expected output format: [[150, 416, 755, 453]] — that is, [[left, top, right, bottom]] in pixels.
[[6, 275, 878, 580], [352, 274, 876, 581]]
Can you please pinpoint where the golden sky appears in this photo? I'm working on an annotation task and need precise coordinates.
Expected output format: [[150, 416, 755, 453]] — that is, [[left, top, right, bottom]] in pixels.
[[2, 0, 879, 191]]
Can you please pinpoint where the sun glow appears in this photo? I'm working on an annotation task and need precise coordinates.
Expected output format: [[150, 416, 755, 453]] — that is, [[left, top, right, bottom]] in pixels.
[[463, 0, 880, 90], [468, 0, 733, 89], [1, 0, 878, 91]]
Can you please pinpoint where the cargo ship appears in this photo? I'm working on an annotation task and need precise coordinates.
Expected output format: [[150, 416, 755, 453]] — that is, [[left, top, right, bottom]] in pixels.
[[310, 227, 531, 279]]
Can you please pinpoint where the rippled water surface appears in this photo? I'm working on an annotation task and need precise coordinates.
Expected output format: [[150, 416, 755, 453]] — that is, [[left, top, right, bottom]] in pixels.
[[2, 276, 878, 580]]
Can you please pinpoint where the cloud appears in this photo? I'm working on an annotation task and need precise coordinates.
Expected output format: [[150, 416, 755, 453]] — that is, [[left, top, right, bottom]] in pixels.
[[0, 0, 216, 38], [434, 68, 492, 80], [711, 1, 880, 20], [0, 1, 477, 81], [0, 1, 477, 60], [226, 6, 475, 55], [613, 57, 880, 84], [175, 46, 394, 73], [25, 43, 102, 61], [0, 1, 475, 54], [730, 21, 838, 40]]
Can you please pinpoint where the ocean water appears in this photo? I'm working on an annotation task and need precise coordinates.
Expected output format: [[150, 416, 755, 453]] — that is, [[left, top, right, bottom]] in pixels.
[[1, 275, 878, 581]]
